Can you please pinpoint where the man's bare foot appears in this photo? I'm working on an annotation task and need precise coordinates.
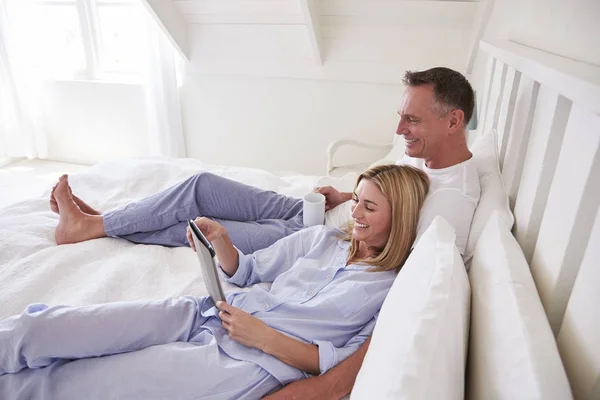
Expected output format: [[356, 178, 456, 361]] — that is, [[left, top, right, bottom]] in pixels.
[[49, 183, 59, 213], [49, 174, 100, 215], [54, 176, 106, 245]]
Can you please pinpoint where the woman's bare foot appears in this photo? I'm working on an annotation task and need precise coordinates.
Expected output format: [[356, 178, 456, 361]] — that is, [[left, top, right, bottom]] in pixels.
[[54, 176, 107, 245], [49, 175, 100, 215]]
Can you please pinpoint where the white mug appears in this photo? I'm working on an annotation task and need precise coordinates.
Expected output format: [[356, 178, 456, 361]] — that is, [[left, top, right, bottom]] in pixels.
[[303, 193, 326, 227]]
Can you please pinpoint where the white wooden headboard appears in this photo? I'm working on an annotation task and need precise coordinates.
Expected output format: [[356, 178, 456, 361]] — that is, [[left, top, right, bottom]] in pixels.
[[477, 39, 600, 399]]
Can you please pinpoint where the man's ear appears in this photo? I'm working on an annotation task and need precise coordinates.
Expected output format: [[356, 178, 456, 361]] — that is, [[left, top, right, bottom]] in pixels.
[[448, 109, 465, 133]]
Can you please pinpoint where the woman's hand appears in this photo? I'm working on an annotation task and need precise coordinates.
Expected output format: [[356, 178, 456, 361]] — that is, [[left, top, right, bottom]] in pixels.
[[216, 301, 271, 350], [186, 217, 228, 251], [188, 217, 239, 276]]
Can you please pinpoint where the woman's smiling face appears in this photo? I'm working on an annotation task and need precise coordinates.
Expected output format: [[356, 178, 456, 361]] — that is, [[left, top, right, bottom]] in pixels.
[[350, 179, 392, 252]]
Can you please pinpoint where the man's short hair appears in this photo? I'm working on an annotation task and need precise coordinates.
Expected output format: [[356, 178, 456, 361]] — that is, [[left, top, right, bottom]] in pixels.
[[403, 67, 475, 126]]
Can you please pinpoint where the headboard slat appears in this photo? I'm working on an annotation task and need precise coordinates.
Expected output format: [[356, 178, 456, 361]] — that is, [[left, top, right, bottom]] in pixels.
[[481, 60, 506, 135], [478, 56, 496, 136], [557, 207, 600, 400], [512, 89, 572, 262], [500, 76, 539, 208], [496, 67, 520, 167]]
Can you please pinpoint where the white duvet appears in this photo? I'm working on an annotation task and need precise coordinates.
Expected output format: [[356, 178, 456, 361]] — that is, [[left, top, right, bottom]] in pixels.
[[0, 157, 357, 320]]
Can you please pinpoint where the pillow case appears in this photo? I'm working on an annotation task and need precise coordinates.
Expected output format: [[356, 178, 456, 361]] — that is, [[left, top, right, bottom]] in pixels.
[[465, 129, 514, 262], [467, 212, 572, 399], [384, 135, 406, 163], [351, 216, 470, 400], [368, 136, 406, 169]]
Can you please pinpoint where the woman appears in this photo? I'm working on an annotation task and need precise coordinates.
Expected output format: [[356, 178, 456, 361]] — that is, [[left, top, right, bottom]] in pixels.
[[0, 165, 429, 399]]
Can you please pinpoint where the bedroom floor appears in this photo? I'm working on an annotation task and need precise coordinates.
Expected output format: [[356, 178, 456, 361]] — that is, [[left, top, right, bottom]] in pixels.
[[0, 159, 90, 209]]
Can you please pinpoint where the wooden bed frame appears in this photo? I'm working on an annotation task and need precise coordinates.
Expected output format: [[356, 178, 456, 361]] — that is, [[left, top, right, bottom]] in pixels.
[[478, 39, 600, 399]]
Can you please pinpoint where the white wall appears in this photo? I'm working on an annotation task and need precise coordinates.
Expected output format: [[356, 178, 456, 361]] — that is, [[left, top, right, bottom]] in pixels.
[[182, 74, 402, 175], [474, 0, 599, 73], [510, 0, 600, 67], [42, 81, 150, 165], [178, 0, 480, 174]]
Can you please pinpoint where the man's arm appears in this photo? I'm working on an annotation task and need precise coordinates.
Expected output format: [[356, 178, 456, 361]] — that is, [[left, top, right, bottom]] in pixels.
[[263, 338, 371, 400], [315, 187, 353, 211]]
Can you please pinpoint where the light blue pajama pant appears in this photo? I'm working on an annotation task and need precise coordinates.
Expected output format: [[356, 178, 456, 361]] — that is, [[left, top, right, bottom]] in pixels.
[[0, 297, 281, 400], [103, 172, 305, 254]]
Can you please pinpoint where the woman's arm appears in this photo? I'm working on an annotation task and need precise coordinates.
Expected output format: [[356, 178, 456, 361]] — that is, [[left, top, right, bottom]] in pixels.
[[262, 328, 320, 376], [263, 338, 372, 400], [261, 317, 377, 399], [190, 219, 327, 287], [227, 226, 327, 287], [217, 302, 320, 375], [210, 234, 238, 277], [216, 301, 377, 378]]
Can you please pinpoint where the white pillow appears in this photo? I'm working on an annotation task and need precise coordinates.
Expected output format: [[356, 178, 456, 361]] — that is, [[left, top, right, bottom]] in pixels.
[[318, 174, 358, 231], [467, 212, 572, 400], [383, 135, 406, 163], [368, 136, 406, 169], [324, 200, 353, 230], [351, 217, 470, 400], [465, 129, 514, 262]]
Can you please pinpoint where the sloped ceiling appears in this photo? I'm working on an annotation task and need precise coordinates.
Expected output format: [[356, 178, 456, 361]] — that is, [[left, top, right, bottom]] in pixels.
[[142, 0, 190, 59], [144, 0, 484, 84]]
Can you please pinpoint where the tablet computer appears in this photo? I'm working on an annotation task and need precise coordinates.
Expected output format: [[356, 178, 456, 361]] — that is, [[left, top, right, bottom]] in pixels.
[[188, 220, 226, 303]]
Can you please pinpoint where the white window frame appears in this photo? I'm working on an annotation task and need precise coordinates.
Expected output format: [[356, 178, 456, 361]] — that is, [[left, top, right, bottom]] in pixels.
[[39, 0, 142, 83]]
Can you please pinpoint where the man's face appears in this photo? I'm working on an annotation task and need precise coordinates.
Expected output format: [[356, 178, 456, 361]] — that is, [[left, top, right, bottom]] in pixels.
[[395, 85, 450, 162]]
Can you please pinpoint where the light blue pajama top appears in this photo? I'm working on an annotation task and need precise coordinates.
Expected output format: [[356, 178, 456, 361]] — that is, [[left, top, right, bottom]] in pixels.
[[199, 225, 398, 385]]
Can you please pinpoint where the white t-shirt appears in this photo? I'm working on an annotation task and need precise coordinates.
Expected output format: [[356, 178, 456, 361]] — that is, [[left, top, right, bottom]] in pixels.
[[325, 156, 480, 256], [397, 156, 480, 255]]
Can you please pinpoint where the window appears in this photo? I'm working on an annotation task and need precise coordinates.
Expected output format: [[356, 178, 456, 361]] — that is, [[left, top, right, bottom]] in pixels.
[[36, 0, 146, 81]]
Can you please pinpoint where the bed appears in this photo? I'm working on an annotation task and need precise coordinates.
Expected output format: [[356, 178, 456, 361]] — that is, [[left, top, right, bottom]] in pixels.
[[0, 158, 359, 320], [0, 38, 599, 399]]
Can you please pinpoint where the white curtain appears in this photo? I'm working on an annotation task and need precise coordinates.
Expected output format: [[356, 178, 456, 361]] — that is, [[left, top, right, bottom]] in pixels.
[[0, 0, 186, 161], [0, 0, 47, 159], [142, 13, 186, 158]]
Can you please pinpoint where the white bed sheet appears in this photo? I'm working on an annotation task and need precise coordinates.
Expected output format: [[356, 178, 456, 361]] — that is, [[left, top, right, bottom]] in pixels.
[[0, 157, 357, 320]]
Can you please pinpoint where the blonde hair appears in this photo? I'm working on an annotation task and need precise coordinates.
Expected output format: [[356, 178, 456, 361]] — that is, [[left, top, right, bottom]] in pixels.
[[343, 164, 430, 272]]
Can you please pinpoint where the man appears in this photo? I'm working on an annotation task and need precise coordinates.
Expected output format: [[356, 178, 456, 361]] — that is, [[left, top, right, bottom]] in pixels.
[[50, 67, 480, 398], [317, 68, 479, 255]]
